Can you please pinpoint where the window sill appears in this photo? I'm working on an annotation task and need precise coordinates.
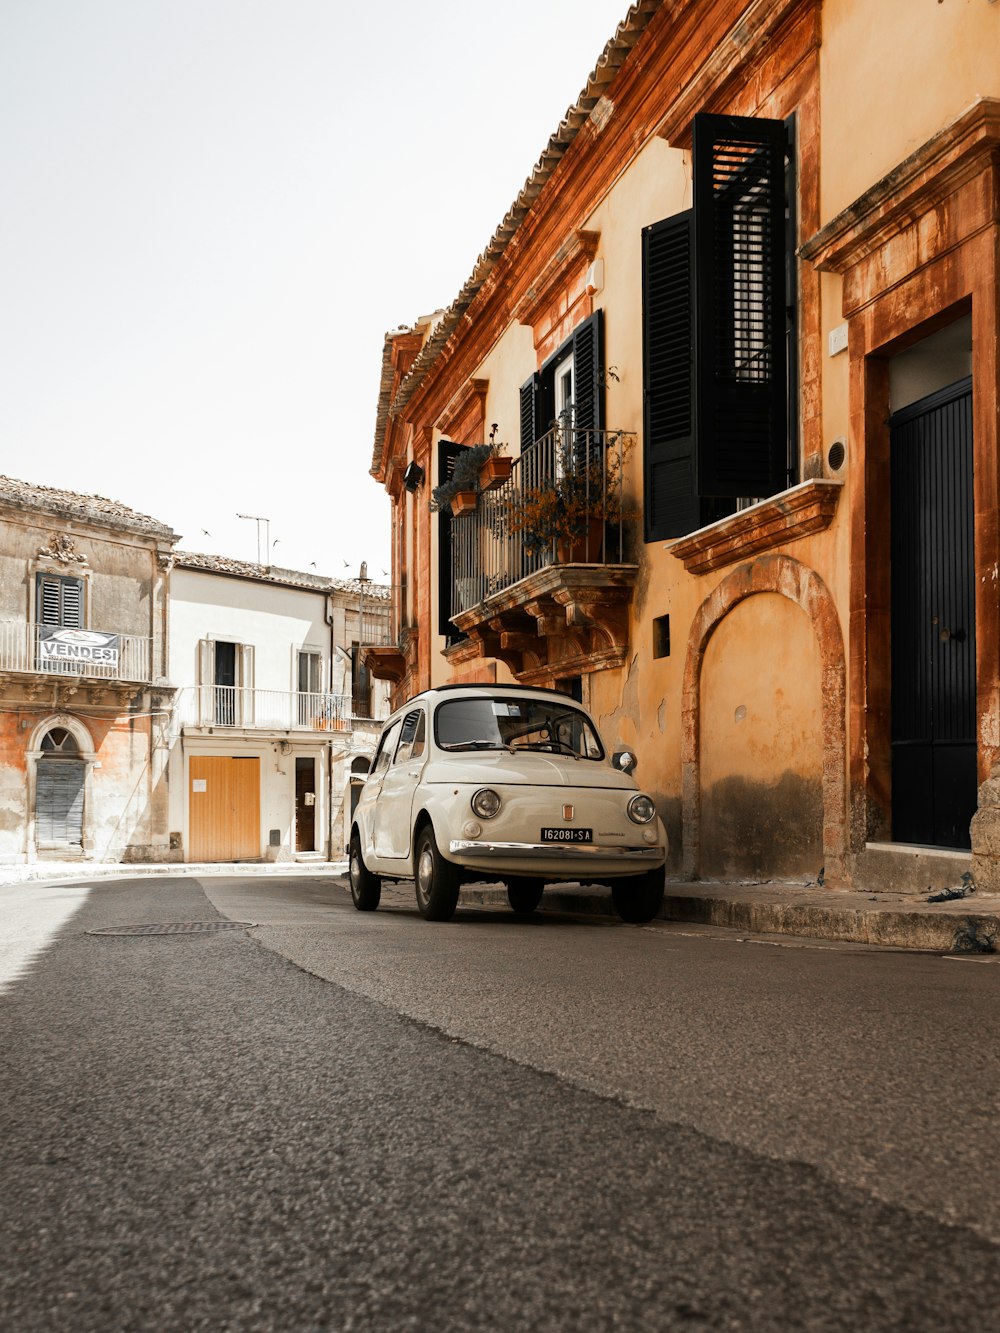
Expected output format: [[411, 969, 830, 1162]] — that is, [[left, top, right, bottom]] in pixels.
[[667, 479, 843, 575]]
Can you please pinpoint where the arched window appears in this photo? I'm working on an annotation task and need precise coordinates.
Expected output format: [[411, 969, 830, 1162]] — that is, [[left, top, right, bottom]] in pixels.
[[40, 728, 80, 754]]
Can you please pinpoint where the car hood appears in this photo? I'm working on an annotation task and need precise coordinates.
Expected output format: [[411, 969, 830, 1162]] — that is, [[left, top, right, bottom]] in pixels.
[[421, 754, 641, 790]]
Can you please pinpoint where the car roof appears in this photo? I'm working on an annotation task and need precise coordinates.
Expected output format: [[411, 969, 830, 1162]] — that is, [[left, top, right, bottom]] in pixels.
[[383, 682, 582, 723]]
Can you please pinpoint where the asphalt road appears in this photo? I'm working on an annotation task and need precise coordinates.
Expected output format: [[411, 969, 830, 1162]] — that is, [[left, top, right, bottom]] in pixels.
[[2, 873, 999, 1331]]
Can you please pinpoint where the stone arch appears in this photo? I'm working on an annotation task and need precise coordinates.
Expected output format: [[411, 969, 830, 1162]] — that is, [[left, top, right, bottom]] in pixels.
[[681, 555, 847, 882], [26, 715, 99, 860]]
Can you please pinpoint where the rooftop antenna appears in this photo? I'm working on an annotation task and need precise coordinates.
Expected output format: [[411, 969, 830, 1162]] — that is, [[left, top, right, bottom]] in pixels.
[[236, 513, 270, 565]]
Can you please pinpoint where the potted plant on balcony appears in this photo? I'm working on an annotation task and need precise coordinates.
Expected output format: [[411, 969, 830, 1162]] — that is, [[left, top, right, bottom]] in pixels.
[[503, 431, 634, 560], [478, 425, 512, 493], [430, 443, 491, 516]]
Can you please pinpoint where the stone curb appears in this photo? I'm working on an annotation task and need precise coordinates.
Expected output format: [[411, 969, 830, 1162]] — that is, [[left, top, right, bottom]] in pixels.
[[458, 884, 1000, 953]]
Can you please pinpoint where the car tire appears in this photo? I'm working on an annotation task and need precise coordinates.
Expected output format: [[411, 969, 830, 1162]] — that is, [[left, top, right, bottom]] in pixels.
[[611, 867, 665, 924], [506, 878, 544, 915], [349, 830, 381, 911], [414, 824, 461, 922]]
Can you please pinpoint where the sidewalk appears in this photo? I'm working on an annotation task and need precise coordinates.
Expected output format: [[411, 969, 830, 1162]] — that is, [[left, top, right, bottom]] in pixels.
[[2, 859, 997, 953]]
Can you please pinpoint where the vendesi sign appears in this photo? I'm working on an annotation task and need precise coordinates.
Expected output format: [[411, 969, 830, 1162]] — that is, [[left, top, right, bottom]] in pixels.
[[39, 627, 120, 668]]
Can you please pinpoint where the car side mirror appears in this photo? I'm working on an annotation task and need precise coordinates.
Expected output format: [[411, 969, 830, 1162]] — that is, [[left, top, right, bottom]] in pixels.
[[612, 750, 637, 775]]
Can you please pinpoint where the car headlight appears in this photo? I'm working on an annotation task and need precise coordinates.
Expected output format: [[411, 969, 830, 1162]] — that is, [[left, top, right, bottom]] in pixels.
[[471, 787, 502, 819], [627, 794, 656, 824]]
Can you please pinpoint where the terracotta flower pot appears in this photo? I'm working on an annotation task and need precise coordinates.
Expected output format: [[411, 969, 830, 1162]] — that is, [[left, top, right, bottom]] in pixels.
[[555, 517, 604, 564], [450, 490, 478, 516], [478, 457, 513, 492]]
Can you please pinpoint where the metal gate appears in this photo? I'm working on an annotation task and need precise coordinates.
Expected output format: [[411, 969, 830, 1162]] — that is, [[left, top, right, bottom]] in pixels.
[[35, 758, 85, 849], [890, 376, 975, 849]]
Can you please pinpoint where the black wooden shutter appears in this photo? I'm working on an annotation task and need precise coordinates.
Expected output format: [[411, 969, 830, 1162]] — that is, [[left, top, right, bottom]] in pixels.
[[519, 375, 542, 449], [571, 310, 604, 435], [642, 210, 703, 541], [692, 113, 787, 498], [437, 439, 464, 639]]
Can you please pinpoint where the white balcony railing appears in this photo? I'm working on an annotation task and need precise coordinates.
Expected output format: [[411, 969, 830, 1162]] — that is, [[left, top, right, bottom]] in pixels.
[[177, 686, 368, 731], [0, 619, 153, 682]]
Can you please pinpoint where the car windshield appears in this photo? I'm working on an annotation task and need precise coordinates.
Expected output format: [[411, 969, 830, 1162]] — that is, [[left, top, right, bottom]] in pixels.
[[434, 696, 604, 760]]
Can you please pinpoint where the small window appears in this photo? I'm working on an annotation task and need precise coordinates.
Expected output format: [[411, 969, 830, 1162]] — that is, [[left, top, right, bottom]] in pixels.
[[394, 710, 426, 765], [653, 615, 670, 659]]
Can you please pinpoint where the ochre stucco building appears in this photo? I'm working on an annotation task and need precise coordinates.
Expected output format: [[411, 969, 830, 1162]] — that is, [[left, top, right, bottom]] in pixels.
[[368, 0, 1000, 892]]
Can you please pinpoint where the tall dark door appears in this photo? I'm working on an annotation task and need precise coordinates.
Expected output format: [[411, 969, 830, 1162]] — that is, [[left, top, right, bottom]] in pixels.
[[295, 757, 316, 853], [890, 377, 976, 849]]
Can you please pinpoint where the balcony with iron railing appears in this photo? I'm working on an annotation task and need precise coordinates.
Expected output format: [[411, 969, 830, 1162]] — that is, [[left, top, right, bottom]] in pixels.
[[176, 687, 384, 733], [446, 426, 639, 685], [0, 619, 154, 694], [358, 585, 415, 686]]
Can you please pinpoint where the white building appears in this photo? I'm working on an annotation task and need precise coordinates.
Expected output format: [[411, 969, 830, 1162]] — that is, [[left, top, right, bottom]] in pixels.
[[167, 553, 390, 863]]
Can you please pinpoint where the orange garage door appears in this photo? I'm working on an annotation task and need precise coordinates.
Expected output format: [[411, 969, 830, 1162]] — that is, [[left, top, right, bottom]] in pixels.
[[189, 756, 261, 862]]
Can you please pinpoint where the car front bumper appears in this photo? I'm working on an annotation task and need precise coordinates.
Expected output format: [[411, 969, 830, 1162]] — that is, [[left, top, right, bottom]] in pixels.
[[449, 838, 664, 864]]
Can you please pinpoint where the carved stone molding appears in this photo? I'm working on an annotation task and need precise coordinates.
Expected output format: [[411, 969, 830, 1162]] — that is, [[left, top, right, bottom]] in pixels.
[[512, 230, 601, 328], [668, 479, 843, 576], [449, 563, 637, 685], [37, 534, 87, 566]]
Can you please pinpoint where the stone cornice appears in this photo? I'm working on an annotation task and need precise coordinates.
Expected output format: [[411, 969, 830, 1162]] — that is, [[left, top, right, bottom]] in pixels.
[[800, 98, 1000, 273], [513, 230, 601, 327], [656, 0, 819, 147], [668, 479, 842, 575], [439, 378, 490, 441]]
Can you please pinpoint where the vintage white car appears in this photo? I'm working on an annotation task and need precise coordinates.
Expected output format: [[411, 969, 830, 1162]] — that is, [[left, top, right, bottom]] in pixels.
[[348, 684, 667, 923]]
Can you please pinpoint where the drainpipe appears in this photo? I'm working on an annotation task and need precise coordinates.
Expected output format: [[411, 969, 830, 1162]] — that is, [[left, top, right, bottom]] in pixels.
[[325, 593, 336, 861]]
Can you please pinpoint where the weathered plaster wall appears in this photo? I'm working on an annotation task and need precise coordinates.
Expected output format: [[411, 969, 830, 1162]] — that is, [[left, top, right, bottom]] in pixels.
[[819, 0, 1000, 221], [0, 516, 155, 636], [699, 594, 824, 878]]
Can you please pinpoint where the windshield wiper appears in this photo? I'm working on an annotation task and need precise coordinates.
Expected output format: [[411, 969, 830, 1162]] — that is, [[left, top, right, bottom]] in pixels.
[[441, 741, 505, 751]]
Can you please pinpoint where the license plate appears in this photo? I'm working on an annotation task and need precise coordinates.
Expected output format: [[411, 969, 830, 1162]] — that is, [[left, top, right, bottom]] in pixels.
[[541, 827, 593, 843]]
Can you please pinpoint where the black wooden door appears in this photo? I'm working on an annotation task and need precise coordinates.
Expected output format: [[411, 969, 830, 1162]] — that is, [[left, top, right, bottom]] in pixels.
[[890, 377, 976, 849]]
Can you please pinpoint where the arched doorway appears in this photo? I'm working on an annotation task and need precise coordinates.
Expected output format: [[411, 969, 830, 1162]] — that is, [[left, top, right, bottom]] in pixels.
[[682, 555, 847, 882], [35, 727, 86, 854]]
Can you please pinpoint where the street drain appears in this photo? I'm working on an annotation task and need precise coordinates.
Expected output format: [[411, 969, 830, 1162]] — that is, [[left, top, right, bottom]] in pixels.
[[89, 921, 254, 937]]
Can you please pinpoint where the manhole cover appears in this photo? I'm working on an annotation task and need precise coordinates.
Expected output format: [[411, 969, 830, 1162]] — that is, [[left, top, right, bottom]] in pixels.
[[89, 921, 254, 937]]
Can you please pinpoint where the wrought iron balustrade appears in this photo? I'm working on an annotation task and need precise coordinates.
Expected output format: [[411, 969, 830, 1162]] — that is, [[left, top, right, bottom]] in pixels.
[[450, 426, 634, 620]]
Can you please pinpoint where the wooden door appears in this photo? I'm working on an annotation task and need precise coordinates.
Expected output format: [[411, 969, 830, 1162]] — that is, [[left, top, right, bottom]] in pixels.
[[295, 757, 316, 852], [890, 378, 976, 849], [189, 756, 260, 862]]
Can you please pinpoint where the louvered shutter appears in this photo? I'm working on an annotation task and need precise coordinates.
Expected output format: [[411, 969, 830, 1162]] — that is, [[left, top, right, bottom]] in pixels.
[[692, 113, 788, 497], [437, 439, 464, 638], [642, 211, 703, 540], [35, 760, 85, 847], [37, 574, 83, 627], [571, 311, 604, 435], [239, 643, 255, 725], [519, 375, 542, 449]]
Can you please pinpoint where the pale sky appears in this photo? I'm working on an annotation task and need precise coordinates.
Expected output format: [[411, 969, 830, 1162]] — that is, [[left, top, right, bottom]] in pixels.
[[1, 0, 631, 583]]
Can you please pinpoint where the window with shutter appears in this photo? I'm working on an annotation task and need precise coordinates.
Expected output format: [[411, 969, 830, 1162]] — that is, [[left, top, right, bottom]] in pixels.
[[693, 113, 789, 499], [437, 439, 464, 640], [642, 113, 796, 541], [36, 574, 84, 627], [521, 312, 605, 450]]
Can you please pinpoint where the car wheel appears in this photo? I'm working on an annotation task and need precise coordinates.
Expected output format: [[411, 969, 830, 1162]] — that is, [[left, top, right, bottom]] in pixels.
[[506, 878, 544, 915], [349, 830, 381, 911], [414, 824, 461, 922], [611, 867, 665, 924]]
